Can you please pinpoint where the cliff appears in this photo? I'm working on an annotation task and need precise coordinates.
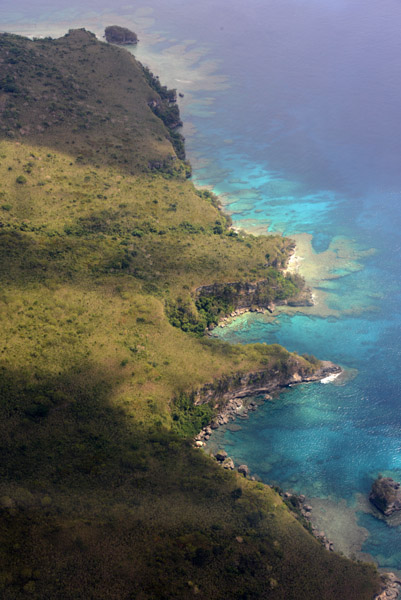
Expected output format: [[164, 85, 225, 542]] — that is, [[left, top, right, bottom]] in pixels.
[[196, 360, 340, 407], [194, 360, 341, 435], [196, 277, 313, 316], [198, 360, 339, 403]]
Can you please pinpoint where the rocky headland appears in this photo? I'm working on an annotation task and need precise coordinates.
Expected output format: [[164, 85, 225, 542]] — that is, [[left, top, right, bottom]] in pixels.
[[194, 360, 340, 467], [197, 278, 314, 334], [194, 359, 340, 424]]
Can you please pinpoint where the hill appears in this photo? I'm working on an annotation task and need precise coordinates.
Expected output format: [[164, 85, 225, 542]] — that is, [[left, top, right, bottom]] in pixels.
[[0, 29, 380, 599]]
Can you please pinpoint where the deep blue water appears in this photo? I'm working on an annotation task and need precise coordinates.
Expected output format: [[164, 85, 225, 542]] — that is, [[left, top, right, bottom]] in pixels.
[[4, 0, 401, 571]]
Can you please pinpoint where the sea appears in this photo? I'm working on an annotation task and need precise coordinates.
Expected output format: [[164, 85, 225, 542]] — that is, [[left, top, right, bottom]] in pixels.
[[3, 0, 401, 573]]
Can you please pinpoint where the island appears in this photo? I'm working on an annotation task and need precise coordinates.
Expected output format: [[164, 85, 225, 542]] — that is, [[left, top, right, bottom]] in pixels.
[[0, 28, 381, 599], [104, 25, 138, 45]]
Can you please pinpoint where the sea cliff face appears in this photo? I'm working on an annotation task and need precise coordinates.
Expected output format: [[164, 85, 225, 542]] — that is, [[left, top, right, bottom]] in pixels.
[[196, 360, 340, 406], [193, 360, 341, 439], [196, 279, 314, 313]]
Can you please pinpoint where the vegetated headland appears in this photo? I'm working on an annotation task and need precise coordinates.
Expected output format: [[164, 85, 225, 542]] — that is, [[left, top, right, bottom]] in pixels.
[[0, 28, 382, 599]]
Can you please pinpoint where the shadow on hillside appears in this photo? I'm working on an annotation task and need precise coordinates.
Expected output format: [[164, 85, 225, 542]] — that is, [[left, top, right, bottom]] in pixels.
[[0, 360, 235, 599], [0, 360, 380, 600]]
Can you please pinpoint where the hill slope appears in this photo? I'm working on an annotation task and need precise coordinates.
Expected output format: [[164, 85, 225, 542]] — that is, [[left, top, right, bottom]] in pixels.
[[0, 29, 380, 599]]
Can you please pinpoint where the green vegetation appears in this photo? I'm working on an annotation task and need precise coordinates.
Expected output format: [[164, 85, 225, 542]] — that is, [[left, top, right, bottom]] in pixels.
[[0, 29, 380, 599]]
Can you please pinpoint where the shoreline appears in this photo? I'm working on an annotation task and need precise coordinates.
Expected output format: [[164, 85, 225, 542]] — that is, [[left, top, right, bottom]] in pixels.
[[193, 362, 342, 551], [201, 241, 317, 336], [194, 360, 342, 444], [3, 25, 389, 598], [193, 372, 401, 600]]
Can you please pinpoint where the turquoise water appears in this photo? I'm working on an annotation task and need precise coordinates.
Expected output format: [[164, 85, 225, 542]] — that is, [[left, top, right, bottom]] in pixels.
[[4, 0, 401, 570]]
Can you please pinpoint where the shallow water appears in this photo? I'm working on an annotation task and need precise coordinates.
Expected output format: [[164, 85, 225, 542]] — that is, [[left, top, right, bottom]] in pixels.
[[4, 0, 401, 571]]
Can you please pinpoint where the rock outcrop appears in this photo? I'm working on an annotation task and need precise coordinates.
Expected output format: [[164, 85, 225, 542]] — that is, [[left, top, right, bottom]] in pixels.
[[195, 360, 341, 408], [195, 279, 313, 315], [374, 572, 401, 599], [369, 476, 401, 516], [193, 361, 341, 450], [104, 25, 138, 45]]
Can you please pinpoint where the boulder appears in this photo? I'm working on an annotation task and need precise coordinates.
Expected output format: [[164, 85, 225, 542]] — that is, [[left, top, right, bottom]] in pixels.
[[369, 476, 401, 516], [238, 465, 250, 477], [215, 450, 228, 462]]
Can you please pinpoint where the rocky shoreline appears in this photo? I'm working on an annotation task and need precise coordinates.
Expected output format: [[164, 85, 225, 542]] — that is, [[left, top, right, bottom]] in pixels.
[[197, 243, 314, 335], [199, 450, 401, 598], [194, 360, 341, 420], [374, 573, 401, 600], [197, 281, 314, 336], [193, 363, 401, 599], [193, 361, 341, 536]]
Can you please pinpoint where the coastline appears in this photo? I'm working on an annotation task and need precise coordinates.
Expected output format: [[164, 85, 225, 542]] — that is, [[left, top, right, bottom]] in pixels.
[[199, 243, 316, 336], [192, 370, 401, 600], [193, 362, 342, 552], [0, 25, 389, 598], [194, 359, 342, 444]]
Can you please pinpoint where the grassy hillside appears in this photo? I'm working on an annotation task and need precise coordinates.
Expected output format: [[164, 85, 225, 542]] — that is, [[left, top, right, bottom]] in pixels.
[[0, 29, 380, 599]]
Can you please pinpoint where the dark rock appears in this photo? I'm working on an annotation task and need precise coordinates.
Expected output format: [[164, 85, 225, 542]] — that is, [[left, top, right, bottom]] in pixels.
[[105, 25, 138, 45], [238, 465, 250, 477], [369, 476, 401, 516], [215, 450, 228, 462]]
